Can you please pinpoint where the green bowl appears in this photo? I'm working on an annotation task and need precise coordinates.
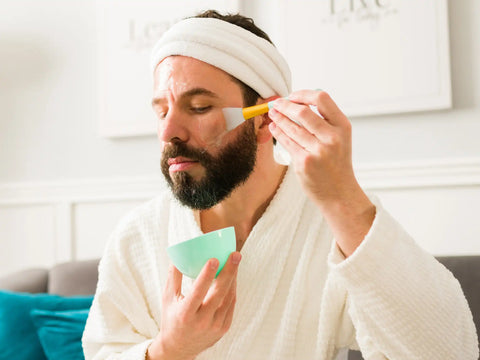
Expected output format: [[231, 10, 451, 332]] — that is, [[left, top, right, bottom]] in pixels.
[[166, 227, 236, 279]]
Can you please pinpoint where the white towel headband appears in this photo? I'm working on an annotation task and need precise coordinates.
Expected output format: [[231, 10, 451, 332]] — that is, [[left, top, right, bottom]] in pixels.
[[150, 17, 292, 98]]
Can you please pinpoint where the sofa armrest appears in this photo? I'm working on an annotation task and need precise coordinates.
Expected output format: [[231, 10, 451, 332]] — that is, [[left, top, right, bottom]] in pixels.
[[48, 259, 100, 296], [0, 268, 48, 293]]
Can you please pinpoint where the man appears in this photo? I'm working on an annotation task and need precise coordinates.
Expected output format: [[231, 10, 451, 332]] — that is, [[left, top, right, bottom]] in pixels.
[[82, 10, 478, 360]]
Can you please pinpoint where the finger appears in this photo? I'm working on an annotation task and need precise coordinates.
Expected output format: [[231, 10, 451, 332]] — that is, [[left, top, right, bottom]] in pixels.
[[268, 106, 321, 151], [200, 252, 241, 314], [270, 98, 330, 138], [268, 121, 307, 157], [288, 90, 348, 127], [183, 258, 219, 313], [211, 278, 236, 331], [164, 264, 183, 300], [221, 287, 236, 332]]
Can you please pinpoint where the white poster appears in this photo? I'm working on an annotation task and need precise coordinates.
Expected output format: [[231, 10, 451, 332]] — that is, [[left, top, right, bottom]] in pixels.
[[97, 0, 240, 137], [275, 0, 451, 117]]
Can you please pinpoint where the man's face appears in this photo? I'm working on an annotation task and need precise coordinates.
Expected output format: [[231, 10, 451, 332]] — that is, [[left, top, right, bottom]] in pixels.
[[152, 56, 258, 209]]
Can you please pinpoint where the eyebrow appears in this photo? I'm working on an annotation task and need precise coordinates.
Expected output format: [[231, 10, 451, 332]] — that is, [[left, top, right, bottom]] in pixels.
[[151, 87, 220, 107]]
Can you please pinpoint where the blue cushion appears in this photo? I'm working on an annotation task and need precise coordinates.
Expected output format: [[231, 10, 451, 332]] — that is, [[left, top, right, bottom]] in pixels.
[[30, 309, 90, 360], [0, 290, 93, 360]]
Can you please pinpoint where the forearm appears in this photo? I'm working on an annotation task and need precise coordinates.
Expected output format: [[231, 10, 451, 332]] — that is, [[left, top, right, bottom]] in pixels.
[[146, 342, 168, 360], [146, 339, 196, 360], [316, 183, 376, 258]]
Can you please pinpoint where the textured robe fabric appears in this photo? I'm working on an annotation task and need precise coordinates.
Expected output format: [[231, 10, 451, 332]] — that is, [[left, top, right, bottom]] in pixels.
[[82, 167, 478, 359]]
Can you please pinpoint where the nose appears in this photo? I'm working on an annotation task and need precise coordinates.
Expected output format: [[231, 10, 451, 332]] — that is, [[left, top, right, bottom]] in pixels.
[[157, 107, 189, 144]]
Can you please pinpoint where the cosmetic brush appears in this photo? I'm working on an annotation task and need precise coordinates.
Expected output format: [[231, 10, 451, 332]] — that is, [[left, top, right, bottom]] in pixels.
[[222, 99, 282, 131]]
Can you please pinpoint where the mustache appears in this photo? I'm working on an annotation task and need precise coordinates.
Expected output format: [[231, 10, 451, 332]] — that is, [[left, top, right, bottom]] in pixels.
[[162, 142, 213, 164]]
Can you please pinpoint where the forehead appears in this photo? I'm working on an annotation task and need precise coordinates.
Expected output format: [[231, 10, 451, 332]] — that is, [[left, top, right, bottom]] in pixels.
[[153, 56, 242, 99]]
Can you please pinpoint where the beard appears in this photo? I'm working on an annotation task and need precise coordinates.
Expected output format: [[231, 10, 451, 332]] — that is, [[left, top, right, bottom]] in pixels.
[[161, 123, 257, 210]]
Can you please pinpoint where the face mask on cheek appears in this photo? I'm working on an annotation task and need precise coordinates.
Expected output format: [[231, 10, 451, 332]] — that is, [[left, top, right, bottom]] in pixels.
[[193, 107, 232, 148], [157, 106, 230, 149]]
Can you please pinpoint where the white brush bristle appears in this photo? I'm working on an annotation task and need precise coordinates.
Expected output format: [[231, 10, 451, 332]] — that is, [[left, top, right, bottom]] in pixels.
[[222, 107, 245, 131]]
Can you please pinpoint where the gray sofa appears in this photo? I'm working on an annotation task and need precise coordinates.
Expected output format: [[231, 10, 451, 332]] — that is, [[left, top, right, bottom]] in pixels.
[[0, 256, 479, 359], [0, 259, 99, 296]]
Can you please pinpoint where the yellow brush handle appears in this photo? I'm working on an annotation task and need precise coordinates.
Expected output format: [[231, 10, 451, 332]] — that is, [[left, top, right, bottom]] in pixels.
[[241, 102, 271, 120]]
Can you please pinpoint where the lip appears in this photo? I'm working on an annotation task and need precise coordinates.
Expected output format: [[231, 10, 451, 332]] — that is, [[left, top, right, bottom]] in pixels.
[[168, 157, 198, 172]]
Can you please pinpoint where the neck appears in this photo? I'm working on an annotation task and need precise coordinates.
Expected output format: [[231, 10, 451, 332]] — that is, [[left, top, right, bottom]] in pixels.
[[199, 148, 287, 251]]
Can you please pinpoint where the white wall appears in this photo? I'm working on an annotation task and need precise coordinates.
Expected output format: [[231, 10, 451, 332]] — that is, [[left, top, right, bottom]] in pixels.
[[1, 0, 479, 276]]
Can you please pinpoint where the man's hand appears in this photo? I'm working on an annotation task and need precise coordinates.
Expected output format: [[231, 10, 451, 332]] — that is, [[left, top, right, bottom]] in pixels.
[[147, 252, 241, 360], [268, 90, 375, 257]]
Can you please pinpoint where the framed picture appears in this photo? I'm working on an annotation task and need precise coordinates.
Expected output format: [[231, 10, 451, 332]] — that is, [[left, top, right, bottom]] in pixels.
[[273, 0, 451, 117], [97, 0, 240, 137]]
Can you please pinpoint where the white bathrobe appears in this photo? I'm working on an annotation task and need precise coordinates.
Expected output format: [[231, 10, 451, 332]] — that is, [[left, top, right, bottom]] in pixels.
[[82, 167, 478, 359]]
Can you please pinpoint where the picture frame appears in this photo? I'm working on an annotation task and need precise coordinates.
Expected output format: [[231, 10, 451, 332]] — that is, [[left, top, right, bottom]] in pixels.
[[273, 0, 451, 117]]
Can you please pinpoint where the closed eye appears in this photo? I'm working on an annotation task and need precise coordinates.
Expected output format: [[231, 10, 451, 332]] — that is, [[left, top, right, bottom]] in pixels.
[[190, 106, 212, 114], [156, 111, 168, 120]]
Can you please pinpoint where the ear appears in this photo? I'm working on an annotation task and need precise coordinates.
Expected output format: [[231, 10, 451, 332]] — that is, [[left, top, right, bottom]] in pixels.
[[256, 113, 273, 144], [254, 95, 280, 144]]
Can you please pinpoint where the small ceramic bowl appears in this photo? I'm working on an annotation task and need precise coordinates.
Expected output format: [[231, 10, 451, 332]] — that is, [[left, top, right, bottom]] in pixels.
[[166, 226, 236, 279]]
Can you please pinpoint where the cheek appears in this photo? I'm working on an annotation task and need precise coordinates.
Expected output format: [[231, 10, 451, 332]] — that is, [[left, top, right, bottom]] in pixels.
[[155, 109, 231, 149], [196, 110, 229, 148]]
